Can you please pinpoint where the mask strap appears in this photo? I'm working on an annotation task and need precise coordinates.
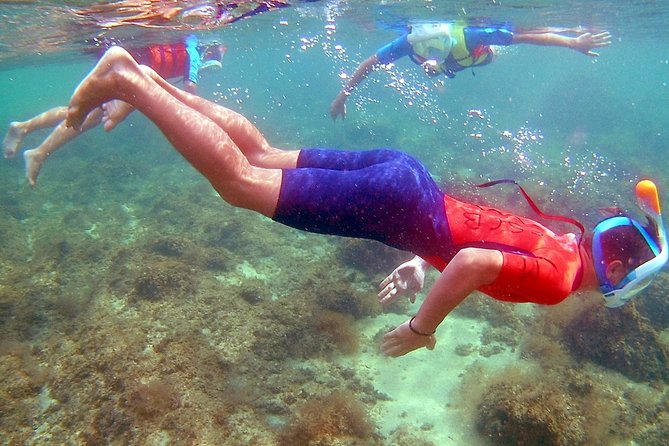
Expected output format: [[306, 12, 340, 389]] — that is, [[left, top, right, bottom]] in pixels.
[[477, 179, 585, 245]]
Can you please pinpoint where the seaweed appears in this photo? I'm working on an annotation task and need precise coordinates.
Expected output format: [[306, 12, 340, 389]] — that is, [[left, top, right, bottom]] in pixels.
[[278, 391, 379, 446], [561, 301, 669, 383]]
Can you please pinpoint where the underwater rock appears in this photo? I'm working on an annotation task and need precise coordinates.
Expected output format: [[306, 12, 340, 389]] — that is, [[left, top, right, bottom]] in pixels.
[[313, 309, 360, 355], [316, 283, 380, 320], [253, 303, 360, 360], [200, 248, 231, 271], [0, 342, 49, 399], [299, 267, 380, 319], [387, 427, 437, 446], [336, 239, 409, 278], [468, 363, 669, 446], [454, 343, 476, 357], [454, 293, 524, 329], [634, 397, 669, 446], [133, 259, 195, 301], [149, 236, 193, 257], [635, 273, 669, 329], [561, 303, 669, 383], [480, 324, 520, 351], [0, 194, 28, 220], [476, 380, 587, 446], [1, 286, 54, 341], [148, 236, 233, 272], [234, 279, 270, 305], [278, 391, 378, 446], [203, 218, 252, 251], [85, 401, 133, 444], [125, 380, 181, 419]]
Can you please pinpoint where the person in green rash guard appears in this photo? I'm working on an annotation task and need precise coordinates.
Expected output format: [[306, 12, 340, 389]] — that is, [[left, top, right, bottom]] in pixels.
[[2, 35, 226, 186], [329, 22, 611, 120]]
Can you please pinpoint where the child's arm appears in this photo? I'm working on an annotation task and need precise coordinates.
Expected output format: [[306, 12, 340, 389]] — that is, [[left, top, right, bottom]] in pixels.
[[512, 30, 612, 56], [381, 248, 502, 357]]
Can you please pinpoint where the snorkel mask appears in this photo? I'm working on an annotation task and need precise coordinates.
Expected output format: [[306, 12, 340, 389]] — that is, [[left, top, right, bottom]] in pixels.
[[592, 180, 668, 308], [199, 44, 227, 73]]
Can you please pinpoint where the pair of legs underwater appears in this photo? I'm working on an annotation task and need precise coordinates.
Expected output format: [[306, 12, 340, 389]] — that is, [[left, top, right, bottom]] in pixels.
[[3, 99, 135, 186], [67, 47, 448, 254], [66, 46, 298, 217], [4, 47, 296, 191]]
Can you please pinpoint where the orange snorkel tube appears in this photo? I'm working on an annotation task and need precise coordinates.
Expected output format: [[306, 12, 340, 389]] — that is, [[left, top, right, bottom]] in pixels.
[[636, 180, 662, 217]]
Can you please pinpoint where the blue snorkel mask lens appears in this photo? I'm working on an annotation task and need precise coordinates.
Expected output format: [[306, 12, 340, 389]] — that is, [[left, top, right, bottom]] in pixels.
[[592, 181, 668, 308]]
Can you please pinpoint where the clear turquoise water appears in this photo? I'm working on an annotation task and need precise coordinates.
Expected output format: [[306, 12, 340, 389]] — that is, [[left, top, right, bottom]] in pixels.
[[1, 1, 669, 445], [2, 1, 668, 216]]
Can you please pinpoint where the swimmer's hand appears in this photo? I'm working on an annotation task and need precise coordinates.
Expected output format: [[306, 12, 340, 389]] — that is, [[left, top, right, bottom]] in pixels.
[[573, 31, 612, 56], [329, 93, 347, 120], [381, 319, 436, 357], [378, 256, 427, 305]]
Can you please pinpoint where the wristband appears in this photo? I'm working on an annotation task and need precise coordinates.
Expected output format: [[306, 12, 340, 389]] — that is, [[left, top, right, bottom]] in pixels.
[[409, 317, 436, 336]]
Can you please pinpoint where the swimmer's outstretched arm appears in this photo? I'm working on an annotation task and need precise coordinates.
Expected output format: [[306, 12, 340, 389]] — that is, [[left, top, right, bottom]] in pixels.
[[330, 54, 380, 120], [381, 248, 502, 357], [512, 30, 612, 57]]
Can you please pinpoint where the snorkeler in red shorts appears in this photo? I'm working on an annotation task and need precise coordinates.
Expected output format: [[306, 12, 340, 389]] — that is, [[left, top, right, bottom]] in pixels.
[[2, 36, 226, 186], [63, 47, 667, 357]]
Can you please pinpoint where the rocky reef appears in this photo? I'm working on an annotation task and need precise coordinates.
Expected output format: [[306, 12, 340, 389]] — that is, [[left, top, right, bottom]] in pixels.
[[1, 134, 668, 445], [462, 280, 669, 446]]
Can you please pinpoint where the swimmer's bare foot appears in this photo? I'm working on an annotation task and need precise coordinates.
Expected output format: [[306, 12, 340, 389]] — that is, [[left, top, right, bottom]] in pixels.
[[67, 46, 141, 130], [3, 122, 27, 159], [23, 148, 45, 187], [102, 100, 135, 132]]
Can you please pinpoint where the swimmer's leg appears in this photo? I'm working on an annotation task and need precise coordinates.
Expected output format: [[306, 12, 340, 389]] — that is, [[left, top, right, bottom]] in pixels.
[[101, 100, 134, 132], [67, 46, 281, 217], [23, 107, 103, 186], [3, 106, 67, 158], [137, 65, 298, 169]]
